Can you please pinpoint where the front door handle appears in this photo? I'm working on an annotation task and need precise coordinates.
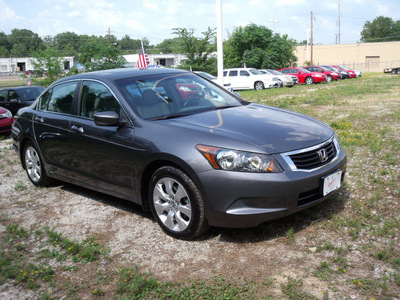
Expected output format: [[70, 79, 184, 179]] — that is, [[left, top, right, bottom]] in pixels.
[[34, 116, 44, 123], [71, 124, 84, 133]]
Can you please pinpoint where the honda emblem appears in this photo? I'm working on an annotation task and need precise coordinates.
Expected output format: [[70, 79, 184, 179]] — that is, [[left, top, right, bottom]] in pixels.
[[317, 148, 328, 163]]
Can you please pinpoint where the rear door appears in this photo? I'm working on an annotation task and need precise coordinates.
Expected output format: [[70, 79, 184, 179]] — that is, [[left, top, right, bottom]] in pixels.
[[33, 80, 79, 175]]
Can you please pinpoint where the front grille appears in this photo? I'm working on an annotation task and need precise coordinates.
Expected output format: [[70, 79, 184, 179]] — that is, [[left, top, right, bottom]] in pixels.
[[289, 141, 337, 170], [281, 137, 339, 172]]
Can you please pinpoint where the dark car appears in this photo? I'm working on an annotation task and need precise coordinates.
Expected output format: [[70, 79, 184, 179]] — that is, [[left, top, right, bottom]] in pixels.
[[12, 68, 347, 240], [321, 66, 350, 79], [0, 86, 45, 115], [0, 107, 12, 135]]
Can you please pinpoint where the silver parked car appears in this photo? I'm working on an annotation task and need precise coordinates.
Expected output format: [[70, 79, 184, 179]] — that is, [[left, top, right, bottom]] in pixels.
[[259, 69, 295, 88]]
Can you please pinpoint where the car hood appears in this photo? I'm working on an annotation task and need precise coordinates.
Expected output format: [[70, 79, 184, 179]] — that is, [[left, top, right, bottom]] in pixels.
[[170, 103, 333, 154]]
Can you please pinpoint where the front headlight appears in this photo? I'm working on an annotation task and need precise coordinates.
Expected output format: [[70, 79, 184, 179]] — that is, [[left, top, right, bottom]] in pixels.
[[196, 145, 282, 173], [314, 75, 322, 77], [332, 72, 339, 76]]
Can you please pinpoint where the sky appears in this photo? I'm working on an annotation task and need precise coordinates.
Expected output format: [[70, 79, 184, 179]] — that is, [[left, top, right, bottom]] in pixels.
[[1, 0, 400, 47]]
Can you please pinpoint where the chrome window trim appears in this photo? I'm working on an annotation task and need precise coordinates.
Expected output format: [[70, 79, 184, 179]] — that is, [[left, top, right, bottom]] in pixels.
[[280, 136, 340, 172]]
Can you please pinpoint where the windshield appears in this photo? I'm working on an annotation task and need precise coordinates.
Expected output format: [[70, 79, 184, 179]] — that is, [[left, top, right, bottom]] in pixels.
[[18, 87, 45, 101], [339, 65, 350, 70], [116, 72, 244, 120], [196, 72, 216, 80], [298, 68, 311, 73], [249, 69, 265, 75], [266, 69, 283, 75]]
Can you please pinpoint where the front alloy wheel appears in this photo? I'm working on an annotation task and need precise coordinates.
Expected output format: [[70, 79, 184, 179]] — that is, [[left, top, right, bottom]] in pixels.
[[149, 166, 208, 240], [305, 77, 314, 85], [254, 81, 264, 90]]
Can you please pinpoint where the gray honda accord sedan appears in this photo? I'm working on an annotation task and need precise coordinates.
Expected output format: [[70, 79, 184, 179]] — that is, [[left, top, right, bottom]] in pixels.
[[12, 68, 346, 239]]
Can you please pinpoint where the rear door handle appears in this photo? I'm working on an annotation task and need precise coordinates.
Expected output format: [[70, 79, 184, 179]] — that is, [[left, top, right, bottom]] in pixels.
[[71, 124, 84, 133], [34, 116, 44, 123]]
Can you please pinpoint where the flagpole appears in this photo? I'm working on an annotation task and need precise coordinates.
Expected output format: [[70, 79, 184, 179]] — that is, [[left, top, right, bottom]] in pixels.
[[216, 0, 224, 86]]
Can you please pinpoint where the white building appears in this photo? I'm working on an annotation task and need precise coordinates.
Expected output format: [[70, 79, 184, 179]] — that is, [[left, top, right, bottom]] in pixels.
[[123, 53, 188, 68], [0, 56, 76, 75]]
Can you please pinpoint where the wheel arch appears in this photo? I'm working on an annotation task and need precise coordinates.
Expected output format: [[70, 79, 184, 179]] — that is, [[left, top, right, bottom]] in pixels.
[[139, 156, 204, 212]]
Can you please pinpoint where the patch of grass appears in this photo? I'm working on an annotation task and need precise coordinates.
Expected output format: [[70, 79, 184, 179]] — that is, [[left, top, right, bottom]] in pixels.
[[285, 227, 295, 243], [313, 261, 333, 281], [280, 276, 317, 299], [44, 227, 108, 262]]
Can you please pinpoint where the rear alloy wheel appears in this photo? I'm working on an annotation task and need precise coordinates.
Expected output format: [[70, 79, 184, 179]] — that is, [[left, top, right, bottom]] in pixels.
[[254, 81, 264, 90], [23, 142, 51, 186], [305, 77, 314, 85], [149, 166, 208, 240], [326, 75, 332, 82]]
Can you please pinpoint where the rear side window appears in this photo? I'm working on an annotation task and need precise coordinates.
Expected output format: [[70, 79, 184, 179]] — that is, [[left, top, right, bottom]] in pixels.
[[39, 81, 77, 114], [229, 70, 238, 77], [79, 81, 120, 118]]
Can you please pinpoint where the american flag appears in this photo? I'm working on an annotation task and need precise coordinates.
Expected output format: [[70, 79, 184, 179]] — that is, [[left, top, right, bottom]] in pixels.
[[137, 40, 150, 70]]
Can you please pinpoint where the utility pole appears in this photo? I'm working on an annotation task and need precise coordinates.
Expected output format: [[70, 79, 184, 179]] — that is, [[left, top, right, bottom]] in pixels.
[[310, 11, 313, 66], [216, 0, 224, 86], [337, 0, 341, 44], [108, 27, 111, 47]]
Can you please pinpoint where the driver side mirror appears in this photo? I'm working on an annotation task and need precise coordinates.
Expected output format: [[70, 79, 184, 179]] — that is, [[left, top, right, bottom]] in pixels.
[[93, 111, 121, 127]]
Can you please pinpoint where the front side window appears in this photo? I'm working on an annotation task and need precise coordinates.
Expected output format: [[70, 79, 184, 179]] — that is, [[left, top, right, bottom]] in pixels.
[[240, 71, 250, 76], [8, 90, 19, 101], [40, 81, 77, 114], [79, 81, 120, 118]]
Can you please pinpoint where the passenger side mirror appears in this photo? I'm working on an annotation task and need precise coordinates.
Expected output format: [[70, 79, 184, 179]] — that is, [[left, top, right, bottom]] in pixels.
[[93, 111, 120, 127]]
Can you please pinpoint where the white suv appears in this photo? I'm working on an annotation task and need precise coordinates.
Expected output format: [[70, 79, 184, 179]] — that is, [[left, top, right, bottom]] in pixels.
[[223, 68, 278, 91]]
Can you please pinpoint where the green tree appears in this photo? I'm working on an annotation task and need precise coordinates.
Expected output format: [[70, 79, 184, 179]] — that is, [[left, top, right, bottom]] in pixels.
[[7, 29, 43, 56], [172, 27, 216, 73], [119, 35, 141, 52], [79, 40, 126, 71], [0, 46, 9, 57], [361, 16, 400, 42], [54, 31, 83, 55], [30, 46, 64, 85], [224, 23, 297, 69], [156, 37, 183, 54]]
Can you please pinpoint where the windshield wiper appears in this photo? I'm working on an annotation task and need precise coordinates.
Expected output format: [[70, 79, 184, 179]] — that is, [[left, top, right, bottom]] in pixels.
[[151, 113, 191, 120], [211, 105, 239, 111]]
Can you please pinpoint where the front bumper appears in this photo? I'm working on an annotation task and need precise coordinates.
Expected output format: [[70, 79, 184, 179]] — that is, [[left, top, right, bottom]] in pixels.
[[198, 148, 347, 228]]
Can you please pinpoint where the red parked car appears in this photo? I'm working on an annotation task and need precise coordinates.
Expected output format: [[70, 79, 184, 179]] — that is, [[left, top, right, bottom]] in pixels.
[[278, 67, 327, 85], [0, 107, 12, 135], [303, 66, 340, 82], [331, 65, 357, 78]]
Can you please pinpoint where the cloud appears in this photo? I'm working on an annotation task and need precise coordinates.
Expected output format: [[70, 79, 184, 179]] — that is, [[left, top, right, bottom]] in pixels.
[[0, 0, 25, 24]]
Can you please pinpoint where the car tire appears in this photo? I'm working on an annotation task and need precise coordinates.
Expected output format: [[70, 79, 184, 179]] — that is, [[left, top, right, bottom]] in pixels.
[[23, 141, 52, 187], [305, 77, 314, 85], [254, 81, 264, 90], [326, 75, 332, 82], [149, 166, 208, 240], [277, 80, 283, 88]]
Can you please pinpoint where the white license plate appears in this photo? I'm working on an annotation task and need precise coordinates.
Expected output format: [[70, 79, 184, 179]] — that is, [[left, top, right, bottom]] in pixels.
[[322, 170, 342, 196]]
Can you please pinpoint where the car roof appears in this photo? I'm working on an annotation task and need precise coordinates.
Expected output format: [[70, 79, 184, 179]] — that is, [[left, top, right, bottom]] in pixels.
[[0, 86, 43, 92], [56, 68, 190, 83]]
